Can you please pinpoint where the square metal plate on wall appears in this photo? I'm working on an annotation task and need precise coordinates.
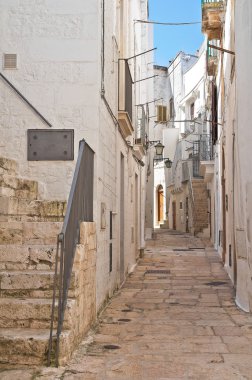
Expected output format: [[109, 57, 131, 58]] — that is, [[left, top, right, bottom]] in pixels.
[[27, 129, 74, 161]]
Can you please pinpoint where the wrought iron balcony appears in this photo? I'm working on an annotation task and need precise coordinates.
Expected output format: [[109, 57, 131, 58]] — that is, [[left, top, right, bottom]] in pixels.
[[194, 134, 214, 182], [118, 59, 134, 139], [193, 134, 213, 162], [201, 0, 224, 40]]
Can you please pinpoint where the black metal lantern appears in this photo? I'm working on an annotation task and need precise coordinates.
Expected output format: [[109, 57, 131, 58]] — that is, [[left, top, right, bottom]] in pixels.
[[154, 142, 164, 156], [164, 158, 172, 169]]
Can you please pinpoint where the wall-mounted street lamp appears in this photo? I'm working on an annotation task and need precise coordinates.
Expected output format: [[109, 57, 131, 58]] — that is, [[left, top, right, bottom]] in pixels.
[[146, 139, 172, 167], [153, 156, 173, 168], [146, 140, 164, 157], [164, 158, 172, 168], [154, 142, 165, 156]]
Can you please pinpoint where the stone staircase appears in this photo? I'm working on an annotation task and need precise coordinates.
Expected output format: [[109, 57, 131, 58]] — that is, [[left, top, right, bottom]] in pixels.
[[0, 157, 76, 367], [191, 179, 209, 235]]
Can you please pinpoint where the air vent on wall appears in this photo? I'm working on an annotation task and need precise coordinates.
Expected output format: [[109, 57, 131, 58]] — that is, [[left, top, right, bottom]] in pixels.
[[3, 54, 17, 69]]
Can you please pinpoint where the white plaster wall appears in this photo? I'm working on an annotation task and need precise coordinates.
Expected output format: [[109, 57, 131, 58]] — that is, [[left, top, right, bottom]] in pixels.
[[166, 48, 208, 233], [0, 0, 152, 312], [234, 0, 252, 312], [95, 0, 151, 309], [0, 0, 100, 200], [183, 51, 205, 97], [145, 65, 170, 230]]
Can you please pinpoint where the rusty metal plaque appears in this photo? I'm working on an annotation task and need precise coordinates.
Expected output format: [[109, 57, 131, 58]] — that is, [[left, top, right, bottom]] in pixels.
[[27, 129, 74, 161]]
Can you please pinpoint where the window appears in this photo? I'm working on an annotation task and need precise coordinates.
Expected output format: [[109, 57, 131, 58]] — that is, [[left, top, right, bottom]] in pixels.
[[180, 201, 183, 210], [190, 102, 195, 120], [157, 105, 167, 123], [169, 98, 174, 119], [3, 54, 17, 69]]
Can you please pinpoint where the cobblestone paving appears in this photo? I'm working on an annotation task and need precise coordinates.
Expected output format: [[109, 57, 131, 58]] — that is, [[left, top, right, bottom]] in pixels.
[[2, 230, 252, 379]]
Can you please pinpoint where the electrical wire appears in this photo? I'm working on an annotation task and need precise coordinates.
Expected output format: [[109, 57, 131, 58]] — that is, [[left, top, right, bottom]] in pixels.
[[135, 19, 201, 26]]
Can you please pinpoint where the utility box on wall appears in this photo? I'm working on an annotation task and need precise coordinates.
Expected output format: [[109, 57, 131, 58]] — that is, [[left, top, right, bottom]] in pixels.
[[27, 129, 74, 161]]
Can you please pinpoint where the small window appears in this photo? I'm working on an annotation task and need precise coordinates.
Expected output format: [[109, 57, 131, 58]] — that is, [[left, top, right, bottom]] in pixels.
[[157, 105, 167, 123], [3, 54, 17, 69], [169, 98, 174, 119], [190, 102, 195, 120], [180, 201, 183, 210]]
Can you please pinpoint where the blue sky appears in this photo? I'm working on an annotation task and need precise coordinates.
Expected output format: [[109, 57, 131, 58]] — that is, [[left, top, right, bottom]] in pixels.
[[148, 0, 204, 66]]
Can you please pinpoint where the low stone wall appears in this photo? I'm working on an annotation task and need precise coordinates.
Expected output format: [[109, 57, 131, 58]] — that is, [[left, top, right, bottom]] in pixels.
[[60, 222, 96, 364]]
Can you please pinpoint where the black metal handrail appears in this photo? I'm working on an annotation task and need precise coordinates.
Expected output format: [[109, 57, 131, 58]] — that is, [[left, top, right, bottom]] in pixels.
[[48, 139, 94, 366], [0, 72, 52, 128]]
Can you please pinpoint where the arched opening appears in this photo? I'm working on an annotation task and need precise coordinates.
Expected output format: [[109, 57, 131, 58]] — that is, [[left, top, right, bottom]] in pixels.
[[157, 185, 164, 223]]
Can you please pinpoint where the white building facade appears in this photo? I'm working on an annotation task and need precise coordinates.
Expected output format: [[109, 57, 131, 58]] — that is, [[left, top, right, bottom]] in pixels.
[[201, 0, 252, 312], [0, 0, 154, 363]]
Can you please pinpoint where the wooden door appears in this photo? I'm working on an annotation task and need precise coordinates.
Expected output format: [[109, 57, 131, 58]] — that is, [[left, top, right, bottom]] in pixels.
[[222, 149, 226, 263], [158, 187, 164, 222]]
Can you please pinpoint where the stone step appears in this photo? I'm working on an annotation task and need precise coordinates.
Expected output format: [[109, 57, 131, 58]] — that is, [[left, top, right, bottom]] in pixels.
[[0, 175, 38, 200], [193, 188, 207, 191], [0, 196, 66, 218], [0, 158, 18, 176], [192, 182, 207, 186], [0, 328, 71, 367], [193, 191, 208, 195], [160, 221, 169, 229], [0, 245, 56, 271], [193, 195, 208, 200], [194, 218, 208, 223], [0, 215, 65, 223], [0, 298, 76, 330], [0, 270, 77, 298], [0, 221, 62, 245]]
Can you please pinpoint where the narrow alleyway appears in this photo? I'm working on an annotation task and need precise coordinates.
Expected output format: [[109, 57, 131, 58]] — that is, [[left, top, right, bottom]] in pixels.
[[2, 230, 252, 380]]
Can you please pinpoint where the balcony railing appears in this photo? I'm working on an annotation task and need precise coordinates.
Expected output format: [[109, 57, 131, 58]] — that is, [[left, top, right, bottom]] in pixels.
[[118, 59, 133, 122], [193, 134, 213, 177], [201, 0, 223, 4], [200, 134, 213, 161]]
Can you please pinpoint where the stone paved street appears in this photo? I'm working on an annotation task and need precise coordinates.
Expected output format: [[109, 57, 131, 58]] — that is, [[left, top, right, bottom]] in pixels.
[[1, 230, 252, 380]]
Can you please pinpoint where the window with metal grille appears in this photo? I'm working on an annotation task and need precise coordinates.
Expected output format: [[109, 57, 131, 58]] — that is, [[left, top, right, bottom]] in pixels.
[[157, 105, 167, 122], [3, 54, 17, 69]]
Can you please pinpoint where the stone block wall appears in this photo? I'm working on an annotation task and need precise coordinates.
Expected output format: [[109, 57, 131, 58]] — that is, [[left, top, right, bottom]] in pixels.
[[59, 222, 96, 365]]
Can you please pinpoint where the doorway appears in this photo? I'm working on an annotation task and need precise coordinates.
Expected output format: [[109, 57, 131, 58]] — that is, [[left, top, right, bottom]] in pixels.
[[135, 173, 139, 257], [120, 154, 125, 283], [157, 185, 164, 223], [185, 197, 189, 233], [172, 201, 176, 230], [222, 149, 226, 263]]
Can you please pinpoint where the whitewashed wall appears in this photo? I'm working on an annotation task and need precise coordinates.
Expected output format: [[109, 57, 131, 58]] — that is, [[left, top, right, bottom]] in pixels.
[[234, 0, 252, 312], [0, 0, 153, 312]]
